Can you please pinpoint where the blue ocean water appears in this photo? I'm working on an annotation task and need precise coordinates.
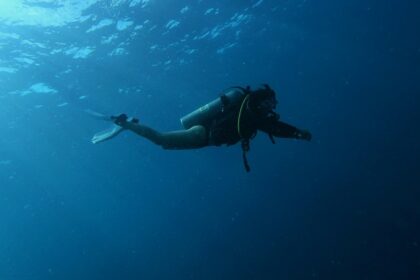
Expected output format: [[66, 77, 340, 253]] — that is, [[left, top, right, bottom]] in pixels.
[[0, 0, 419, 279]]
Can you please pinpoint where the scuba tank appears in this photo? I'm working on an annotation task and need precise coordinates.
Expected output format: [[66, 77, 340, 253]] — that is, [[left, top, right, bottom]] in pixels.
[[180, 88, 246, 129]]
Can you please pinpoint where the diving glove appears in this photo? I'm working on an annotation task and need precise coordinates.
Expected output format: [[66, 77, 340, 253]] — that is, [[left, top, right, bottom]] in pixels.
[[296, 129, 312, 141]]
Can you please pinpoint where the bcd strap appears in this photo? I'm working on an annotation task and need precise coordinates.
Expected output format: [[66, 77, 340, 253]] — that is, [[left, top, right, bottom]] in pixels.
[[241, 139, 251, 172]]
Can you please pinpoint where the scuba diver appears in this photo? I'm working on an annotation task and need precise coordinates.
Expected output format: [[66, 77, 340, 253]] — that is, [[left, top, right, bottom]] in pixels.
[[89, 85, 311, 172]]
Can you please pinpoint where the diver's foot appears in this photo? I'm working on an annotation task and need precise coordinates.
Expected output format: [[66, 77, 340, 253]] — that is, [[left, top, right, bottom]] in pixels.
[[112, 113, 139, 127], [112, 113, 127, 125]]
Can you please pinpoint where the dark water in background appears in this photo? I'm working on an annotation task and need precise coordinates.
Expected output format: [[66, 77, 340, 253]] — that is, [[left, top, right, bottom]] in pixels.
[[0, 0, 419, 279]]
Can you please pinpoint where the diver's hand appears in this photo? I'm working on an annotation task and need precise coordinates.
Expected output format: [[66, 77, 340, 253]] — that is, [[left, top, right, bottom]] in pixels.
[[296, 129, 312, 141]]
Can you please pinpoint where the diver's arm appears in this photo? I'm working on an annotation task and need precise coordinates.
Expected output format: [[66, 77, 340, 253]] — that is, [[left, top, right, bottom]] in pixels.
[[260, 120, 312, 141]]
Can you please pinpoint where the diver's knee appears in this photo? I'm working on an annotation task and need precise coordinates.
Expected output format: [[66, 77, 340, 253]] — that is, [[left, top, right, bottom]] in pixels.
[[190, 125, 207, 142]]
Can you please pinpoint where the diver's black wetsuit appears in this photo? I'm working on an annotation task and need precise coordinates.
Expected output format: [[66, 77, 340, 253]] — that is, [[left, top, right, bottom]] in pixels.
[[109, 85, 310, 167], [101, 85, 310, 171]]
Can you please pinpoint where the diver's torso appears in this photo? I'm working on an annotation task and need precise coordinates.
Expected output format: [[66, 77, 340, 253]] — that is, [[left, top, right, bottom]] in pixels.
[[207, 104, 259, 146]]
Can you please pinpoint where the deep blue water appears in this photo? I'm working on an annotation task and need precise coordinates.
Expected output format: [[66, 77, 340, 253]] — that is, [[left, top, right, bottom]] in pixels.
[[0, 0, 419, 279]]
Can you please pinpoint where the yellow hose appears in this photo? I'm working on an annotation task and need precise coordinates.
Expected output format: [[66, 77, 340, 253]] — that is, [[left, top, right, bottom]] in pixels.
[[237, 94, 250, 138]]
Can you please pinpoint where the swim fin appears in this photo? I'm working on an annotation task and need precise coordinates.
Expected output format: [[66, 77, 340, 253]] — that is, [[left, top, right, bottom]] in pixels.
[[91, 124, 125, 144], [85, 109, 114, 121], [86, 109, 124, 144]]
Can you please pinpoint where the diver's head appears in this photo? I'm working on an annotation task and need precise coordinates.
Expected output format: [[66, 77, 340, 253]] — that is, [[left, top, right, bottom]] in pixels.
[[249, 84, 278, 116]]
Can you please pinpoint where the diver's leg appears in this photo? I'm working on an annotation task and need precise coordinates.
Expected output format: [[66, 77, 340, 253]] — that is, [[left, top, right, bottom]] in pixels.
[[124, 122, 208, 149]]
